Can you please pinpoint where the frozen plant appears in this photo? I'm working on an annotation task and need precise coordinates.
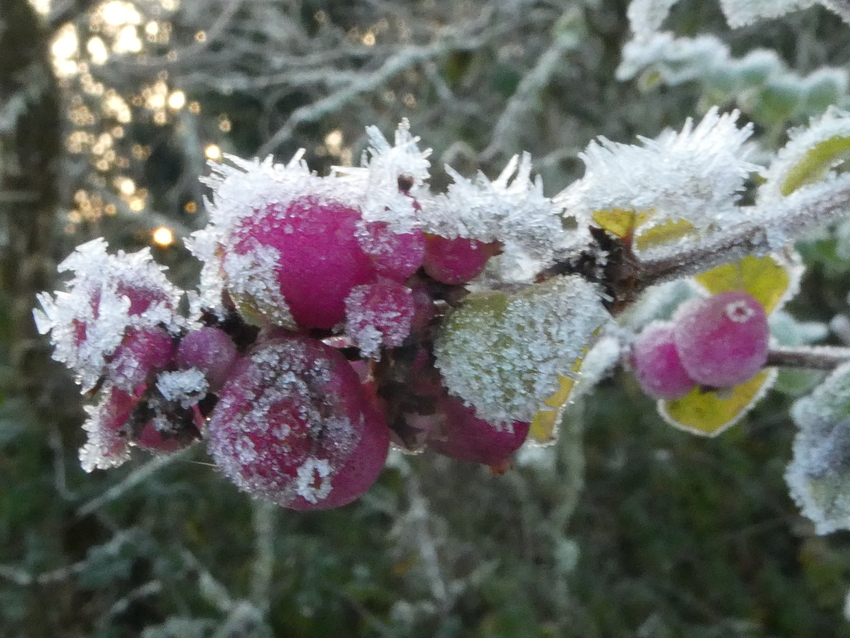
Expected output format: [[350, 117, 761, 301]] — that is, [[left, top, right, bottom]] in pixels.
[[34, 111, 850, 532]]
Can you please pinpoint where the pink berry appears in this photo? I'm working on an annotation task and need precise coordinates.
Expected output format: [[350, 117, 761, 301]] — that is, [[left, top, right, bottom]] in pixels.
[[359, 221, 425, 282], [79, 386, 141, 471], [630, 321, 696, 400], [344, 281, 416, 358], [428, 394, 530, 466], [206, 335, 390, 509], [107, 327, 175, 393], [175, 327, 240, 392], [673, 291, 770, 388], [225, 198, 377, 329], [422, 234, 496, 285]]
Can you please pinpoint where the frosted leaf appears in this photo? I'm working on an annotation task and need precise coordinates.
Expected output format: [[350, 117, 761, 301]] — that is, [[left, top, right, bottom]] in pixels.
[[760, 107, 850, 202], [617, 32, 732, 85], [156, 368, 209, 409], [556, 107, 760, 248], [434, 275, 610, 425], [719, 0, 818, 27], [333, 119, 432, 233], [34, 238, 183, 392], [570, 332, 623, 399], [769, 310, 828, 346], [626, 0, 680, 37], [420, 153, 569, 282], [787, 362, 850, 534]]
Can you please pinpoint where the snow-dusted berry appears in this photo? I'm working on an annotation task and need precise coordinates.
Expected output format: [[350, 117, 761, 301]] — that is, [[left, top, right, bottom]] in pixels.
[[33, 238, 182, 392], [344, 281, 416, 359], [630, 321, 696, 400], [673, 291, 770, 388], [359, 221, 425, 282], [428, 395, 530, 466], [79, 386, 141, 472], [223, 198, 377, 329], [108, 327, 175, 393], [175, 326, 240, 392], [206, 334, 390, 510], [422, 234, 496, 285]]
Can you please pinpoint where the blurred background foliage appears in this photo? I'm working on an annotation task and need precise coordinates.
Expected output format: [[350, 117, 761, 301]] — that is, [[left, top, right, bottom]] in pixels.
[[2, 0, 850, 635]]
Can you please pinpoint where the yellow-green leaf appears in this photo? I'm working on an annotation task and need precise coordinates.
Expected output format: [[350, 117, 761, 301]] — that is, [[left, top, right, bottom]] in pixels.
[[634, 218, 696, 251], [529, 370, 578, 444], [781, 135, 850, 196], [694, 254, 791, 314], [592, 209, 651, 239], [659, 369, 776, 436]]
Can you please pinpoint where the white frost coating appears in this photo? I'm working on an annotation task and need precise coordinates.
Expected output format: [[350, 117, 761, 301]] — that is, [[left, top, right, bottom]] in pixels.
[[626, 0, 679, 37], [617, 32, 732, 84], [296, 458, 334, 504], [570, 332, 623, 400], [333, 119, 432, 234], [556, 108, 760, 249], [221, 241, 294, 327], [760, 107, 850, 202], [787, 362, 850, 534], [420, 153, 569, 282], [156, 368, 209, 408], [33, 238, 183, 392], [434, 276, 611, 425], [79, 388, 132, 472], [719, 0, 818, 27]]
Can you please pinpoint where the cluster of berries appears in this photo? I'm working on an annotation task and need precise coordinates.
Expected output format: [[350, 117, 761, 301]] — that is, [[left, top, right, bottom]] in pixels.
[[35, 126, 542, 510], [630, 290, 770, 400]]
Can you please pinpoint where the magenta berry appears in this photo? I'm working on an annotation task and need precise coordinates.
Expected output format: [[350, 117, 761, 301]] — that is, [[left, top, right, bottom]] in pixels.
[[422, 234, 496, 285], [673, 291, 770, 388], [345, 280, 416, 358], [359, 221, 426, 282], [206, 334, 390, 510], [175, 326, 240, 392], [224, 198, 377, 329], [631, 321, 696, 400], [108, 327, 175, 393], [428, 394, 530, 466]]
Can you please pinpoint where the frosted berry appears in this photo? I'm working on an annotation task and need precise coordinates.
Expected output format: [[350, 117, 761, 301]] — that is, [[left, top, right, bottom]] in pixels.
[[175, 326, 240, 392], [422, 234, 496, 285], [428, 395, 530, 466], [206, 335, 390, 510], [108, 326, 175, 393], [630, 321, 696, 400], [223, 198, 377, 329], [673, 291, 770, 388], [359, 221, 426, 282], [344, 280, 416, 359], [79, 386, 141, 472]]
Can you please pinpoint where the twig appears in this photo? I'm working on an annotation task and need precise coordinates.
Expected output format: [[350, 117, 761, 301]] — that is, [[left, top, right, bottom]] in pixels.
[[766, 345, 850, 370]]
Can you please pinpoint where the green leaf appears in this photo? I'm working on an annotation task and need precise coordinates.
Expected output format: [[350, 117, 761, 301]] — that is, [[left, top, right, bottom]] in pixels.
[[781, 135, 850, 196]]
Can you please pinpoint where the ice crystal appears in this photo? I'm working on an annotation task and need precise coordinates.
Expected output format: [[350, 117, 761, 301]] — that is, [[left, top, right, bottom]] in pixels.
[[435, 276, 610, 425], [156, 368, 209, 409], [556, 107, 760, 244], [787, 362, 850, 534], [79, 386, 138, 472], [421, 154, 569, 282], [626, 0, 680, 37], [334, 119, 432, 233], [33, 238, 183, 392]]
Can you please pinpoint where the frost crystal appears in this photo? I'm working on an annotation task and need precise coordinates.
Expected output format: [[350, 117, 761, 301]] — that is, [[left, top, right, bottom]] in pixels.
[[156, 368, 209, 409], [79, 386, 138, 472], [787, 362, 850, 534], [760, 107, 850, 202], [556, 107, 760, 245], [421, 154, 569, 282], [626, 0, 680, 37], [435, 276, 610, 425], [718, 0, 818, 27], [334, 119, 432, 233], [33, 238, 183, 392]]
